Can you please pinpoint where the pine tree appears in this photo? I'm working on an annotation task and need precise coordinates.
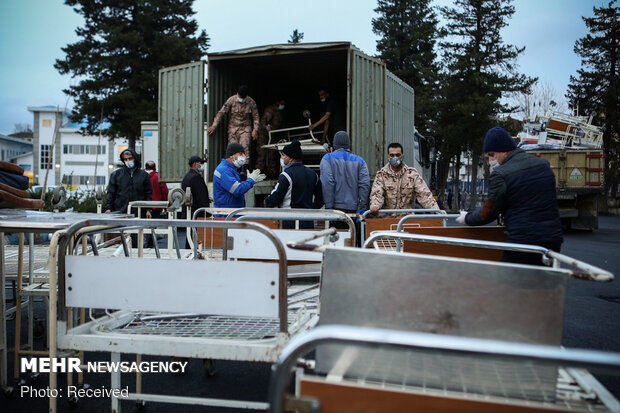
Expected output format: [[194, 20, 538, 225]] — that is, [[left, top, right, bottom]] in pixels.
[[437, 0, 534, 205], [288, 29, 304, 44], [55, 0, 210, 149], [567, 1, 619, 196], [372, 0, 440, 136]]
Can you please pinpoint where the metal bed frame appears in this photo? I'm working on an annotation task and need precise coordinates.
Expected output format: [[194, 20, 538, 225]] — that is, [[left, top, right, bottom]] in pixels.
[[49, 218, 323, 412], [360, 208, 450, 246], [268, 325, 620, 413]]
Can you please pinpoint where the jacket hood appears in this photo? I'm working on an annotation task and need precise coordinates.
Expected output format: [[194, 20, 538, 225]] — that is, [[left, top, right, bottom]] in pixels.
[[119, 147, 140, 167]]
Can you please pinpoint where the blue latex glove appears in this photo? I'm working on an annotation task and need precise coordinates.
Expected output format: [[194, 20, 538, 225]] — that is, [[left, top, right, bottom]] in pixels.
[[356, 208, 366, 215]]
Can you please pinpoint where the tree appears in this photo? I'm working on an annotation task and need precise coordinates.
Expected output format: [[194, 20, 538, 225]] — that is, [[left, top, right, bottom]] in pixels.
[[55, 0, 210, 149], [567, 1, 619, 197], [372, 0, 440, 137], [437, 0, 534, 207], [511, 80, 567, 120], [288, 29, 304, 44]]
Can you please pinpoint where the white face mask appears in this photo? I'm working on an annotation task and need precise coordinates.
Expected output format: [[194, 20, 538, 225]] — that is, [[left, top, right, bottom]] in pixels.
[[124, 160, 135, 169], [278, 104, 285, 110], [320, 98, 326, 103], [280, 158, 286, 168], [237, 97, 246, 103], [198, 164, 205, 172], [489, 159, 499, 172], [233, 155, 246, 168]]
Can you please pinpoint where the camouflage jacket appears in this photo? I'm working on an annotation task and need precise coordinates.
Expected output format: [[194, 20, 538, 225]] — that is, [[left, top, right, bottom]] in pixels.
[[212, 95, 259, 133], [369, 163, 438, 213]]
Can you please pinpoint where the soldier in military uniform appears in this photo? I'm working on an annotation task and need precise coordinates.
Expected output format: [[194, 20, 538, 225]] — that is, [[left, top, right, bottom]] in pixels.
[[207, 85, 260, 166], [256, 98, 285, 175], [369, 142, 438, 216]]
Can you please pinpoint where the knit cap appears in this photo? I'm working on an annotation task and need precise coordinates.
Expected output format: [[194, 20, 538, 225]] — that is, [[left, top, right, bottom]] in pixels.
[[225, 142, 245, 158], [333, 131, 350, 150], [282, 140, 303, 160], [483, 126, 517, 153]]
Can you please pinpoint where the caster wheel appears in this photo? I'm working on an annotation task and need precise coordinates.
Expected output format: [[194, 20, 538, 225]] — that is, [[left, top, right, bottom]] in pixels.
[[81, 383, 91, 390], [15, 378, 26, 387], [203, 358, 217, 377], [30, 372, 40, 382], [3, 386, 15, 398], [68, 396, 79, 407], [136, 399, 146, 410]]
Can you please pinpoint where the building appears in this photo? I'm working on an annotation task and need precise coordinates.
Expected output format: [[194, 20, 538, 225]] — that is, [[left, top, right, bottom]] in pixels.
[[28, 106, 129, 190], [0, 133, 33, 182]]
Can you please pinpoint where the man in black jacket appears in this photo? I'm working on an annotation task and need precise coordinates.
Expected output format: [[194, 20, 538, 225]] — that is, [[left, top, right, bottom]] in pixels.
[[456, 126, 563, 265], [105, 148, 152, 218], [265, 140, 323, 229], [181, 155, 210, 219]]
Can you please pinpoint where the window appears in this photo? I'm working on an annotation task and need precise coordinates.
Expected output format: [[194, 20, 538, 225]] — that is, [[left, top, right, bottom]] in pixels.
[[62, 144, 106, 155], [42, 119, 52, 127], [40, 145, 52, 169]]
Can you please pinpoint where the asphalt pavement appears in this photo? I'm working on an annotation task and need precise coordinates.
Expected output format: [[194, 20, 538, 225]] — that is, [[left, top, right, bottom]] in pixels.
[[2, 215, 619, 412]]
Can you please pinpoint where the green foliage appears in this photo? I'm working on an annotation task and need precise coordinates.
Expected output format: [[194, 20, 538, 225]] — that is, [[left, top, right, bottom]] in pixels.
[[567, 1, 619, 194], [28, 187, 105, 213], [372, 0, 440, 136], [288, 29, 304, 43], [55, 0, 210, 148]]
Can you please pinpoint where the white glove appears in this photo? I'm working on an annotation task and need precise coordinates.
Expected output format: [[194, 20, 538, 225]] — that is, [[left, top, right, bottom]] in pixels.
[[247, 169, 266, 183], [456, 210, 468, 225]]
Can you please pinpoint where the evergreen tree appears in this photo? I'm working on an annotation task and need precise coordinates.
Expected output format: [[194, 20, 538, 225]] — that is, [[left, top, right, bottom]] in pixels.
[[567, 1, 619, 196], [437, 0, 534, 205], [288, 29, 304, 44], [372, 0, 440, 137], [55, 0, 210, 149]]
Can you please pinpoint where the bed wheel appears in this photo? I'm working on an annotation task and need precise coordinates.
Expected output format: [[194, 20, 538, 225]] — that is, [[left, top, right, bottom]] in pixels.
[[3, 386, 15, 398], [136, 399, 146, 410], [68, 395, 79, 407], [203, 358, 217, 377]]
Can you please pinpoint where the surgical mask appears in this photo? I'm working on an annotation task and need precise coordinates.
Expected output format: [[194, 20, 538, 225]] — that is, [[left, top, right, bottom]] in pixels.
[[233, 155, 246, 168], [278, 104, 285, 110], [489, 159, 499, 172], [389, 157, 402, 168], [198, 164, 205, 172], [124, 160, 135, 169], [280, 158, 286, 168], [237, 97, 246, 103], [320, 98, 326, 103]]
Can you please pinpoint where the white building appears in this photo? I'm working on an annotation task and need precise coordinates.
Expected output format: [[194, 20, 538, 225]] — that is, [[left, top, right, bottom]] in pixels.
[[28, 106, 129, 191]]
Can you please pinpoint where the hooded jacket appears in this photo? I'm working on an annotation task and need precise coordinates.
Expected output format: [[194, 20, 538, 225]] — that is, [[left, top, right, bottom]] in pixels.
[[319, 149, 370, 211], [105, 148, 152, 214]]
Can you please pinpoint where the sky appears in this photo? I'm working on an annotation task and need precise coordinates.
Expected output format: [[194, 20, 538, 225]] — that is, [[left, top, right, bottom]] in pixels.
[[0, 0, 610, 135]]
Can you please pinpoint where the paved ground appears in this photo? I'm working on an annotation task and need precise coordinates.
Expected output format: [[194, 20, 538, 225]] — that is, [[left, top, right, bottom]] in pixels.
[[2, 215, 619, 412]]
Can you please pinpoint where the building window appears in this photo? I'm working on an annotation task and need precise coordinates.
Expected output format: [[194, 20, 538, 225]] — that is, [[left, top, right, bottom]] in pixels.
[[62, 144, 106, 155], [40, 145, 52, 169], [42, 119, 52, 127]]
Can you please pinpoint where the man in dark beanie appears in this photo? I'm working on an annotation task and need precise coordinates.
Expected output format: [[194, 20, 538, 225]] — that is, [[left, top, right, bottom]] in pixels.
[[213, 142, 265, 208], [456, 126, 563, 265], [320, 131, 370, 215], [264, 140, 323, 229]]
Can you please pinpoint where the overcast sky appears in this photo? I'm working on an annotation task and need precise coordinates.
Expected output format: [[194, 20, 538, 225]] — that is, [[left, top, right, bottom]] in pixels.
[[0, 0, 609, 134]]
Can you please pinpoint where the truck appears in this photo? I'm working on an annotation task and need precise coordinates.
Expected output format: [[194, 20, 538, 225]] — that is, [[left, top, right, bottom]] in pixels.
[[154, 42, 434, 206], [518, 112, 605, 230]]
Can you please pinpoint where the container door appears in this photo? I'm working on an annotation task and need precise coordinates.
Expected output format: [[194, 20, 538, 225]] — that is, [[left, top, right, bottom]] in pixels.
[[158, 61, 205, 182]]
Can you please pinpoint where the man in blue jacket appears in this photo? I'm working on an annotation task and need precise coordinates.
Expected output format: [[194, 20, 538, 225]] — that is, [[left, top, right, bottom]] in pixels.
[[213, 142, 265, 208], [264, 140, 323, 228], [456, 126, 563, 265], [320, 131, 370, 214]]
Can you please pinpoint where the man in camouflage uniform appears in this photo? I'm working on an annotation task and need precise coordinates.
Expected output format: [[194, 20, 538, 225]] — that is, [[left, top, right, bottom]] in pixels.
[[369, 142, 438, 216], [256, 98, 286, 174], [207, 85, 259, 165]]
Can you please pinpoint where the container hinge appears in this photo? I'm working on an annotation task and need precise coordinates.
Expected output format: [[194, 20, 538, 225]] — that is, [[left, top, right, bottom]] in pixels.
[[284, 395, 322, 412]]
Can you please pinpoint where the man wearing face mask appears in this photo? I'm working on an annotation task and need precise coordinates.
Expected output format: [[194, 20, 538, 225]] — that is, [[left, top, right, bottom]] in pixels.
[[369, 142, 438, 216], [456, 126, 563, 265], [207, 85, 260, 166], [181, 156, 210, 219], [105, 148, 152, 218], [213, 142, 266, 208], [256, 98, 286, 174], [264, 140, 323, 229], [309, 89, 344, 145]]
